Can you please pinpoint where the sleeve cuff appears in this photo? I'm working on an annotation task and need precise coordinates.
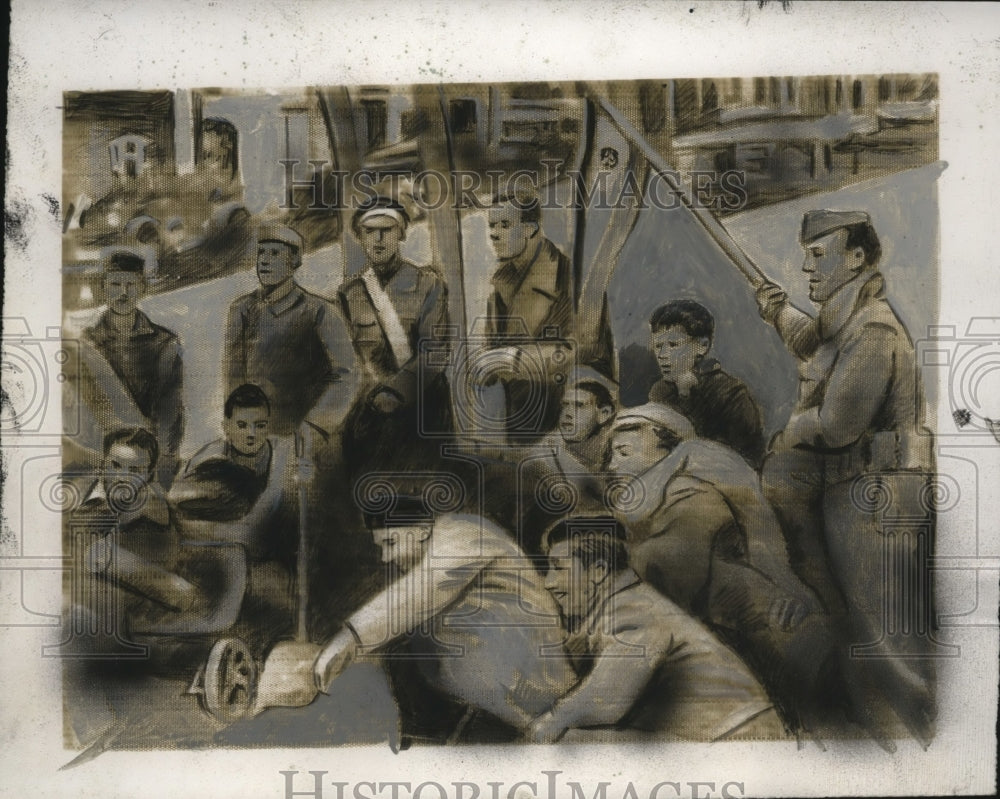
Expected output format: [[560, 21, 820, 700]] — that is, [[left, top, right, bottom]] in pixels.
[[345, 599, 391, 652]]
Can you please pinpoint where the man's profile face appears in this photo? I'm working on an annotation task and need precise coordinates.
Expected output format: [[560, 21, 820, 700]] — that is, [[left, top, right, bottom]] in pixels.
[[560, 388, 613, 444], [651, 325, 709, 383], [256, 241, 298, 288], [224, 405, 269, 457], [544, 540, 595, 626], [801, 228, 864, 303], [372, 524, 432, 572], [488, 203, 537, 262], [609, 425, 664, 476], [103, 271, 144, 317], [101, 443, 152, 502], [359, 217, 404, 267]]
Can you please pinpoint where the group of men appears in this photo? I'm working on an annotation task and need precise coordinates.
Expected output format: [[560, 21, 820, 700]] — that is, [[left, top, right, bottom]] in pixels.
[[67, 190, 936, 747]]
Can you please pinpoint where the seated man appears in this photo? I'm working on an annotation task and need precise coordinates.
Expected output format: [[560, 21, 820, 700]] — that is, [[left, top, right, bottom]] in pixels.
[[170, 384, 296, 564], [312, 488, 577, 743], [607, 404, 837, 730], [529, 515, 784, 743], [515, 368, 619, 559], [73, 428, 199, 626], [169, 384, 298, 622], [647, 300, 764, 466]]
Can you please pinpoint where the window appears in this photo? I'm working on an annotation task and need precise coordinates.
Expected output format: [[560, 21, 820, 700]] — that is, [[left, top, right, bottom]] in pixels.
[[878, 76, 893, 102], [754, 78, 767, 104], [724, 78, 744, 104], [701, 80, 718, 113], [360, 100, 387, 149], [108, 134, 150, 179], [449, 99, 477, 134]]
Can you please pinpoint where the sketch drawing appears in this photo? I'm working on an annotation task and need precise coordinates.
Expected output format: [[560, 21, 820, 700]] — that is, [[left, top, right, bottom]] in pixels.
[[52, 75, 949, 756]]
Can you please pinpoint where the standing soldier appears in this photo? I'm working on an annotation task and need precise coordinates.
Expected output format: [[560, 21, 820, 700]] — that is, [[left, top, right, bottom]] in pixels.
[[82, 248, 184, 487], [756, 209, 936, 742], [337, 197, 452, 476], [224, 223, 359, 458]]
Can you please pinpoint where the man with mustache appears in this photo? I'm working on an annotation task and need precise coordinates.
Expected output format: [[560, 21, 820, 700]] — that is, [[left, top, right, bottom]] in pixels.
[[83, 249, 184, 487]]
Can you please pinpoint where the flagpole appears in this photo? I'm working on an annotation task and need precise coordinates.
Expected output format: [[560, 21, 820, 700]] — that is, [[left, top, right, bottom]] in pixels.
[[598, 98, 769, 290]]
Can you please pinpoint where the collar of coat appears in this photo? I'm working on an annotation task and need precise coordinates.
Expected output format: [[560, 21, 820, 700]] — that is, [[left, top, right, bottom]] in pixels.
[[617, 443, 693, 525], [618, 438, 754, 526], [538, 430, 611, 477], [818, 271, 884, 341], [254, 281, 305, 316], [491, 237, 560, 306], [83, 477, 171, 527], [91, 309, 159, 343], [582, 568, 642, 636], [362, 257, 421, 293]]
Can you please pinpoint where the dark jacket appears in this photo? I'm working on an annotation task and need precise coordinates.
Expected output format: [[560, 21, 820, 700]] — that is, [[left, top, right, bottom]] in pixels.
[[648, 359, 764, 466], [621, 439, 834, 697], [486, 236, 614, 375], [170, 436, 297, 563], [224, 283, 359, 437], [84, 310, 184, 476], [487, 237, 573, 344]]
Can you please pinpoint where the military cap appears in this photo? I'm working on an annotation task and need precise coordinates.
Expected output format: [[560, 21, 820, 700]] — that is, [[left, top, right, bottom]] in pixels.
[[100, 246, 146, 275], [566, 366, 620, 404], [352, 196, 410, 234], [613, 403, 695, 440], [256, 223, 304, 251], [800, 210, 872, 244]]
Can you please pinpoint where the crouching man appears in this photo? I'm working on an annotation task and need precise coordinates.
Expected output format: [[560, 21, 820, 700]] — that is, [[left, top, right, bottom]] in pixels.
[[529, 515, 784, 743], [607, 404, 839, 732], [312, 485, 577, 743]]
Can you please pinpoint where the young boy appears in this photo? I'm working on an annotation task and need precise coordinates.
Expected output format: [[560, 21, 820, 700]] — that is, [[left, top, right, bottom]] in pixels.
[[648, 299, 764, 466]]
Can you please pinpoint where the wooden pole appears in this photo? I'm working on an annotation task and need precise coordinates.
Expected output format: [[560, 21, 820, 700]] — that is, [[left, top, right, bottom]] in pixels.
[[598, 98, 769, 289]]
